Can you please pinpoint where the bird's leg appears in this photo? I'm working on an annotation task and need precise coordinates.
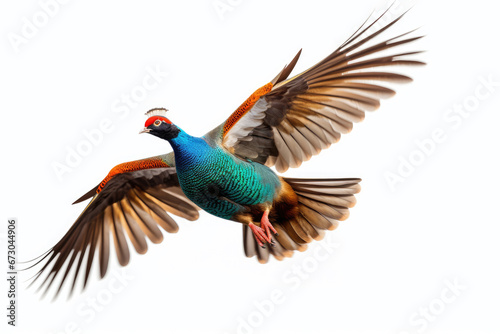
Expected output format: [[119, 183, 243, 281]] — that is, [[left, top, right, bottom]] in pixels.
[[260, 209, 278, 241], [248, 209, 278, 248], [248, 223, 268, 248]]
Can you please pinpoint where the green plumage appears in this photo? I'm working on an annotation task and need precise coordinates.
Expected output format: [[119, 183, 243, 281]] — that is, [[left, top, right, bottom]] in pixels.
[[168, 128, 281, 220]]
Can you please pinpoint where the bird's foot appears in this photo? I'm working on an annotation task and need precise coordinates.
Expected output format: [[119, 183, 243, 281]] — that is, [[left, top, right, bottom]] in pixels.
[[248, 210, 278, 248], [249, 223, 268, 247], [260, 209, 278, 241]]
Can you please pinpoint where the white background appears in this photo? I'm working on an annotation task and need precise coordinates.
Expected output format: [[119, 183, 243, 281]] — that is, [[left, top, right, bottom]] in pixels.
[[1, 0, 499, 333]]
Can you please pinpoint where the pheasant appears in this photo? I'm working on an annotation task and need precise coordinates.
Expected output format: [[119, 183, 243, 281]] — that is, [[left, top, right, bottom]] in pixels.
[[28, 9, 424, 297]]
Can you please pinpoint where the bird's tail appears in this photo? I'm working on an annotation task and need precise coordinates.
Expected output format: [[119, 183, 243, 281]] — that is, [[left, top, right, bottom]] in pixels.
[[243, 177, 361, 263]]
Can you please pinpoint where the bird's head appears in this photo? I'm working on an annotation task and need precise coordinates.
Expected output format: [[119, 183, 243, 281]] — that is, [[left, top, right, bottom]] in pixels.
[[140, 108, 180, 140]]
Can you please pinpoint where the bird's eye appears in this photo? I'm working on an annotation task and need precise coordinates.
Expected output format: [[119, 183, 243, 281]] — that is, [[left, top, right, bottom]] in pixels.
[[153, 120, 162, 126]]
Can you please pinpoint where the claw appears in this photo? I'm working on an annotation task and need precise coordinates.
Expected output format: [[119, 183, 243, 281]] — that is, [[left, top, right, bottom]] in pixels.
[[248, 209, 278, 247], [249, 223, 267, 247], [260, 209, 277, 241]]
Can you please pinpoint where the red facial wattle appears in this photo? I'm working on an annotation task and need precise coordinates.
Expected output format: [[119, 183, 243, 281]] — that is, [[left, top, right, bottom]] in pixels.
[[144, 116, 172, 127]]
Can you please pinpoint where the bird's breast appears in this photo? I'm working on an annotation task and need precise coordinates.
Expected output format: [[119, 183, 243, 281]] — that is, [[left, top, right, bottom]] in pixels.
[[174, 143, 281, 220]]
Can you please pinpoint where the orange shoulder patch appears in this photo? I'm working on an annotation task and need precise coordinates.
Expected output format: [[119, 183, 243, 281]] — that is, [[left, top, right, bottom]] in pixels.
[[223, 82, 273, 137], [97, 157, 169, 193]]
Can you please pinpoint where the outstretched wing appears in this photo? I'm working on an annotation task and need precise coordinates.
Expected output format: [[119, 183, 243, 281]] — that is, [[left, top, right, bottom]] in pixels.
[[28, 153, 199, 298], [208, 10, 424, 172]]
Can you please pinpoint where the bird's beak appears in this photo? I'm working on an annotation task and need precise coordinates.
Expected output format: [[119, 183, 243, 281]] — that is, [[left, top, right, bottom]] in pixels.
[[139, 128, 151, 134]]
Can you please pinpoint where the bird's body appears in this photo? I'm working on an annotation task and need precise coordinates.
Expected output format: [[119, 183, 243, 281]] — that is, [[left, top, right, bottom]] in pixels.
[[27, 8, 425, 298], [169, 128, 281, 220]]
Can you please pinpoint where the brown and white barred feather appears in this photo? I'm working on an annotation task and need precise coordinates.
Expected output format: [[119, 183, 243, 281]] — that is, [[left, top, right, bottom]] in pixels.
[[219, 9, 424, 172], [27, 166, 199, 298]]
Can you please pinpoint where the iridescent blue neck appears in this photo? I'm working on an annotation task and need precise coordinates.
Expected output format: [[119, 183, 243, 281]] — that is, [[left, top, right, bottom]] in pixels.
[[167, 127, 211, 170], [167, 127, 193, 151]]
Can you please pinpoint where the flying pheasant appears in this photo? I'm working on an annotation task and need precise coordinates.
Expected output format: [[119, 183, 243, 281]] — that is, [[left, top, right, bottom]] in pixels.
[[29, 9, 424, 297]]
